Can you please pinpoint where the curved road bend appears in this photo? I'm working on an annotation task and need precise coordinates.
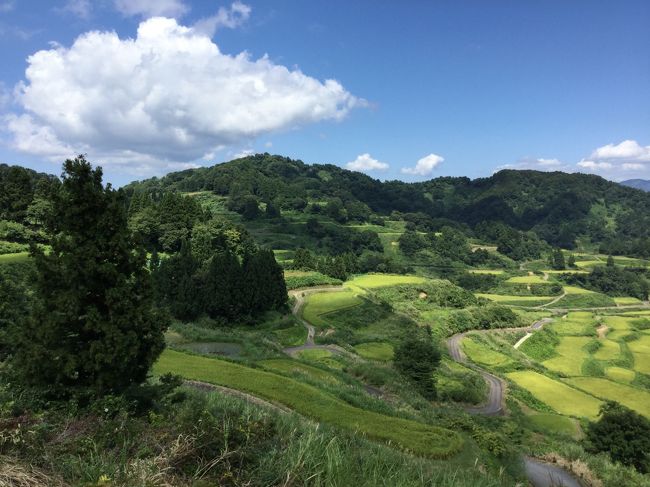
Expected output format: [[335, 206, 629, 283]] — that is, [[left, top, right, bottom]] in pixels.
[[447, 318, 583, 486]]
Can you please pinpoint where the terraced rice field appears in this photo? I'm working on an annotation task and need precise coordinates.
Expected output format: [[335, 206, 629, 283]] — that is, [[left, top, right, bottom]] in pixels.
[[462, 337, 513, 367], [550, 313, 595, 335], [527, 413, 578, 437], [0, 251, 29, 263], [155, 350, 463, 458], [259, 359, 341, 383], [302, 290, 364, 327], [506, 371, 602, 418], [627, 334, 650, 375], [467, 269, 505, 275], [605, 366, 635, 383], [506, 275, 547, 284], [593, 339, 620, 360], [346, 274, 426, 289], [566, 377, 650, 418], [542, 336, 592, 376], [613, 296, 643, 305], [475, 294, 555, 306], [354, 342, 394, 361]]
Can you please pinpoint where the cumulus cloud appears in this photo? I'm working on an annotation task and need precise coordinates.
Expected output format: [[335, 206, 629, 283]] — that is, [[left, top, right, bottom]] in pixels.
[[114, 0, 189, 18], [4, 17, 362, 175], [576, 139, 650, 178], [346, 153, 389, 172], [193, 1, 251, 37], [401, 153, 444, 176]]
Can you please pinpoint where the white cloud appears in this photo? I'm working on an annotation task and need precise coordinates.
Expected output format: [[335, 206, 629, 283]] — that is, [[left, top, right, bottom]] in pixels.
[[591, 139, 650, 162], [346, 153, 389, 172], [401, 153, 444, 176], [64, 0, 91, 19], [193, 2, 251, 37], [622, 163, 644, 171], [577, 160, 613, 170], [114, 0, 189, 19], [5, 17, 362, 175]]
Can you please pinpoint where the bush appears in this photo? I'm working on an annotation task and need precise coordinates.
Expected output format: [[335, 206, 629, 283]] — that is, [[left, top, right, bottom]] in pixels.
[[393, 335, 440, 400]]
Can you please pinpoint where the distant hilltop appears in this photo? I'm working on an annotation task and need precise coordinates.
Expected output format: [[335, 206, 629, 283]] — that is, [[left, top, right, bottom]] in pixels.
[[620, 179, 650, 192]]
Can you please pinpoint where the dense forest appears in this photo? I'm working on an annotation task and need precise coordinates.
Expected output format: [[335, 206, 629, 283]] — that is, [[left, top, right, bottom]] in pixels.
[[121, 153, 650, 254]]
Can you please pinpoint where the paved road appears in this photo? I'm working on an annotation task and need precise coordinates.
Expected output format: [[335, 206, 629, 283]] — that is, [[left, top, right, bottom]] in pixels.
[[524, 457, 582, 487], [448, 318, 584, 486]]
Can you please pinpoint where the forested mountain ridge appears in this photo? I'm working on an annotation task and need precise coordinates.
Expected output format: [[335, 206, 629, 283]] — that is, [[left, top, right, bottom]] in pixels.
[[621, 179, 650, 192], [123, 153, 650, 252]]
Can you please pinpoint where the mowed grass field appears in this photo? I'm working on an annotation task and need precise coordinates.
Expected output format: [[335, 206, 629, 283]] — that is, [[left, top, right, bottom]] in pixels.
[[302, 290, 364, 328], [462, 337, 513, 367], [354, 342, 394, 361], [541, 336, 591, 376], [346, 274, 426, 289], [506, 371, 602, 418], [155, 350, 463, 458], [566, 377, 650, 418]]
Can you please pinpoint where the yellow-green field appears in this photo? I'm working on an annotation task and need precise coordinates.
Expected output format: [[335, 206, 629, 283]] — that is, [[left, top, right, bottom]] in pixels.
[[593, 339, 621, 360], [506, 371, 602, 418], [302, 290, 364, 327], [549, 313, 594, 335], [605, 367, 635, 383], [0, 251, 29, 263], [462, 337, 513, 367], [259, 359, 341, 384], [155, 350, 463, 458], [613, 296, 643, 305], [544, 269, 588, 275], [475, 294, 555, 306], [346, 274, 426, 289], [563, 286, 595, 295], [627, 334, 650, 375], [527, 413, 578, 437], [354, 342, 394, 361], [542, 336, 591, 376], [566, 377, 650, 418], [506, 275, 547, 284]]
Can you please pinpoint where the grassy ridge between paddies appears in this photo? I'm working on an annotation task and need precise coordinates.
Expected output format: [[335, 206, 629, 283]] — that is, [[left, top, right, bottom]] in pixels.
[[302, 289, 363, 328], [507, 371, 602, 419], [566, 377, 650, 418], [155, 350, 463, 458]]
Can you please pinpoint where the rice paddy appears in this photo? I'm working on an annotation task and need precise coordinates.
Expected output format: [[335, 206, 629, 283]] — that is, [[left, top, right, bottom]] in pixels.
[[467, 269, 505, 275], [346, 273, 427, 289], [605, 366, 635, 383], [475, 293, 555, 306], [627, 334, 650, 374], [613, 296, 643, 305], [354, 342, 394, 361], [506, 371, 602, 418], [302, 290, 364, 328], [541, 336, 592, 376], [462, 337, 513, 367], [566, 377, 650, 418], [506, 275, 547, 284], [155, 349, 464, 458], [593, 339, 620, 360]]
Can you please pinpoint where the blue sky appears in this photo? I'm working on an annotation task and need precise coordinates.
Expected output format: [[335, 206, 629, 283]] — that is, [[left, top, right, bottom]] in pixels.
[[0, 0, 648, 186]]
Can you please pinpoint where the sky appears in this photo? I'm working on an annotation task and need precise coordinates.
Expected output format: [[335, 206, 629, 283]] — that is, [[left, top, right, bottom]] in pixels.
[[0, 0, 648, 186]]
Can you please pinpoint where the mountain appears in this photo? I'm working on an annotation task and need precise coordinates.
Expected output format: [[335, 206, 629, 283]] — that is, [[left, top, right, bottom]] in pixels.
[[125, 153, 650, 250], [620, 179, 650, 192]]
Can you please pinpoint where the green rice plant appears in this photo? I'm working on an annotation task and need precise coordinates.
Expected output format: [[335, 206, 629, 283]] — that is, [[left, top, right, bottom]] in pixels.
[[155, 350, 463, 458], [506, 371, 602, 418], [627, 334, 650, 374], [518, 328, 560, 361], [526, 413, 577, 437], [474, 293, 555, 307], [297, 348, 334, 361], [613, 296, 643, 305], [354, 342, 394, 361], [0, 251, 29, 264], [259, 358, 342, 384], [582, 358, 605, 377], [506, 275, 547, 284], [593, 339, 621, 360]]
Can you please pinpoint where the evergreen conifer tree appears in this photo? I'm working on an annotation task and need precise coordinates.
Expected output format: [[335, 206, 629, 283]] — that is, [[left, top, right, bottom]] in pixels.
[[11, 156, 167, 398]]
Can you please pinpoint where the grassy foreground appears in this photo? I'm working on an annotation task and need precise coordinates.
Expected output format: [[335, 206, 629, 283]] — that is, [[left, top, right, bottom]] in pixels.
[[155, 349, 463, 458]]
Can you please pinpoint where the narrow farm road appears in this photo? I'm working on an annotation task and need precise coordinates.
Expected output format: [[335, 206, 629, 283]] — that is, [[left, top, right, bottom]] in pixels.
[[447, 318, 584, 487], [284, 286, 355, 358]]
